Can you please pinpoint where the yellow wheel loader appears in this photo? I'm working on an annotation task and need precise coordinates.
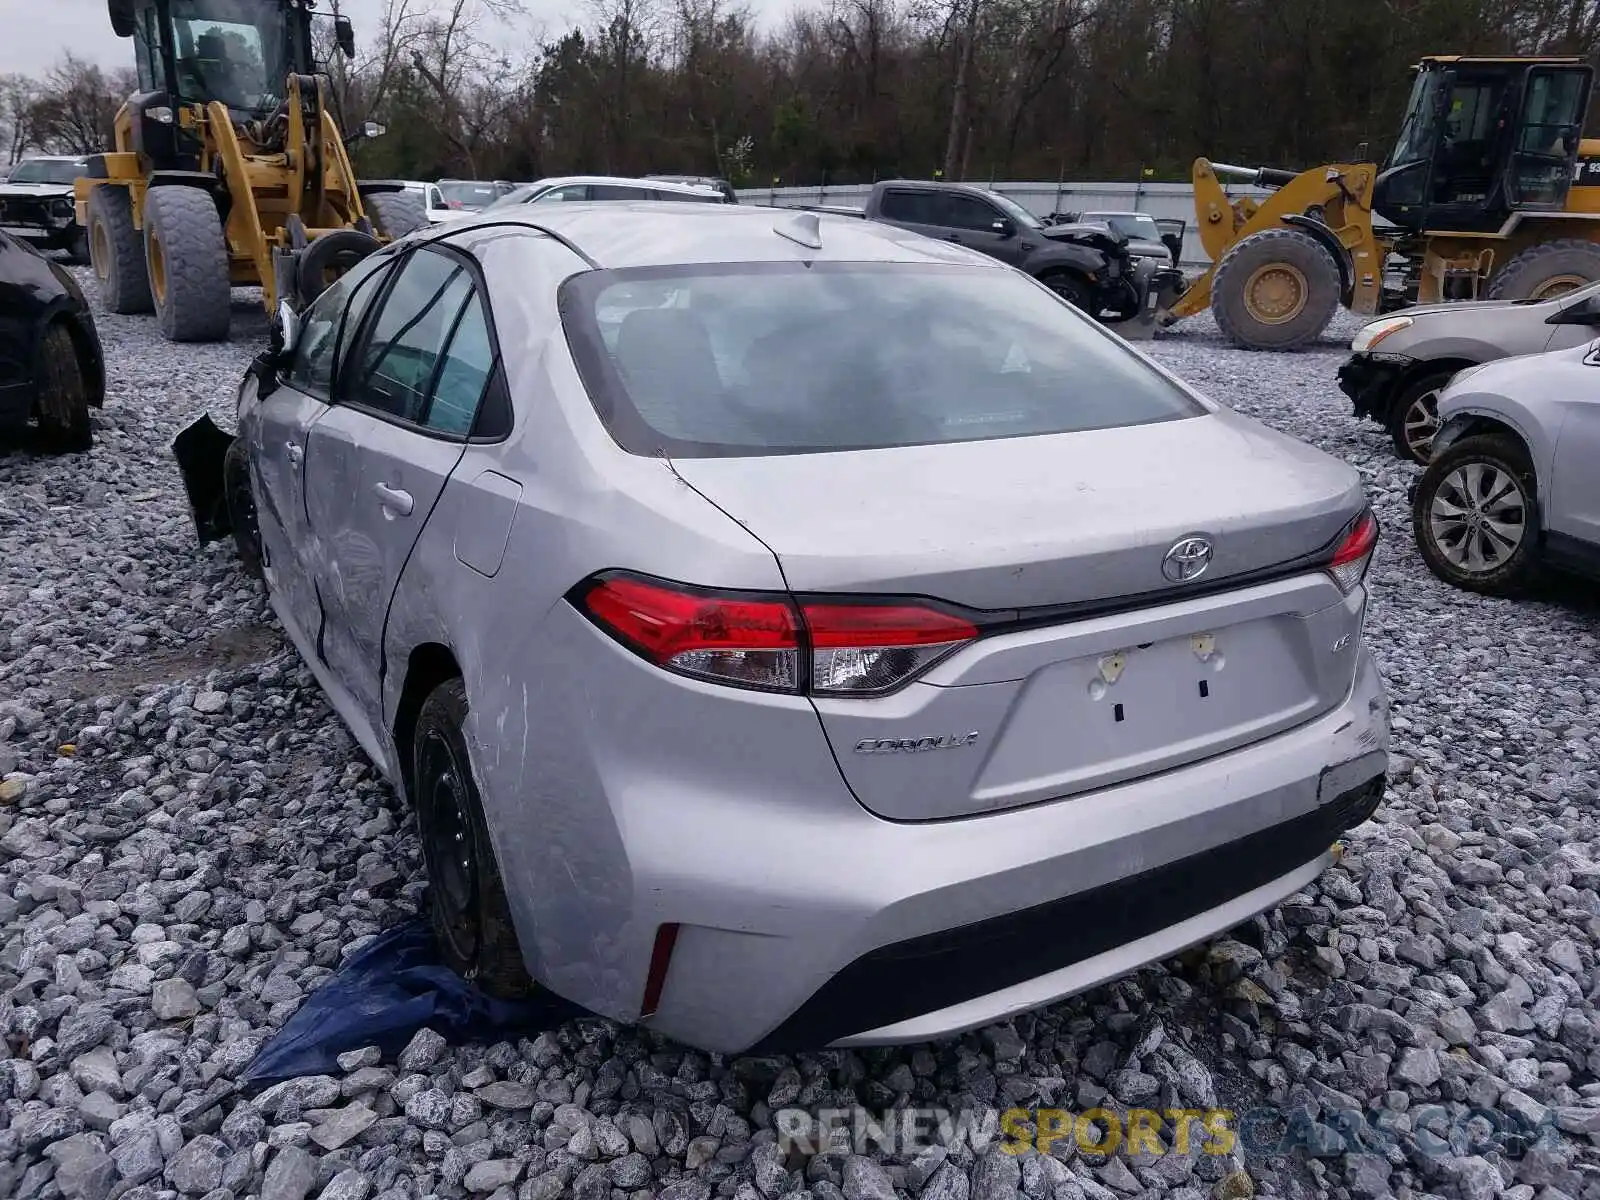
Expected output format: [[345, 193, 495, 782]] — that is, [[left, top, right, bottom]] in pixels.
[[1160, 56, 1600, 350], [75, 0, 427, 343]]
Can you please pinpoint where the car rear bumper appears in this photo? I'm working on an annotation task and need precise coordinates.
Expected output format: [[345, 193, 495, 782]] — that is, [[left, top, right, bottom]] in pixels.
[[480, 606, 1389, 1053], [1336, 353, 1409, 421]]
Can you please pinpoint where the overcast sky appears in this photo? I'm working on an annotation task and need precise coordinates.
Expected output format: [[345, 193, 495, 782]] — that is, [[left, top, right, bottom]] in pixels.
[[0, 0, 797, 76]]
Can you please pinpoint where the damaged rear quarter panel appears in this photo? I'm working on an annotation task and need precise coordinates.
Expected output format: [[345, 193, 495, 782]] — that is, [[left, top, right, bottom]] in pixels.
[[376, 231, 797, 1020]]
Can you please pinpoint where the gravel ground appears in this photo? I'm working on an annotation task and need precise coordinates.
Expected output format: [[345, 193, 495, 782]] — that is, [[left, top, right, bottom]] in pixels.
[[2, 275, 1599, 1200]]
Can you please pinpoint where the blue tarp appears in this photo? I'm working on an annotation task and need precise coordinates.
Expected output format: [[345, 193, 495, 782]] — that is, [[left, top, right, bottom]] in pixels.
[[240, 919, 581, 1089]]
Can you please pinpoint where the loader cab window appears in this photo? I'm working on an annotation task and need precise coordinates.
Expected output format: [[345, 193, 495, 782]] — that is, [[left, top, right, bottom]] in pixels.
[[161, 0, 290, 114], [1507, 67, 1591, 208]]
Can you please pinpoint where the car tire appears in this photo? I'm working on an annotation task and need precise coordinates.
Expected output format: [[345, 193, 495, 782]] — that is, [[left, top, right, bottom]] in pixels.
[[366, 191, 430, 241], [1412, 433, 1541, 596], [1486, 239, 1600, 301], [1039, 270, 1093, 312], [413, 678, 537, 999], [1386, 370, 1453, 464], [88, 185, 153, 314], [223, 438, 264, 579], [34, 321, 92, 453], [1211, 227, 1341, 351], [143, 186, 232, 343]]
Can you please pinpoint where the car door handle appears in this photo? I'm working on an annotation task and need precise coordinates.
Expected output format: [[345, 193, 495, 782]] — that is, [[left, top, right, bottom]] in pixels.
[[284, 442, 303, 465], [374, 482, 414, 517]]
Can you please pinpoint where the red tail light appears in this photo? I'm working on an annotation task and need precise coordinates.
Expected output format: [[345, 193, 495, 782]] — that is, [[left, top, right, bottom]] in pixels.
[[803, 603, 978, 695], [1328, 510, 1379, 593], [575, 574, 978, 696]]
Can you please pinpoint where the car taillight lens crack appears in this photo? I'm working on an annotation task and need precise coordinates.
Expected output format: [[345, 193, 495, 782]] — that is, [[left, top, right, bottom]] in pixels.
[[575, 573, 978, 696]]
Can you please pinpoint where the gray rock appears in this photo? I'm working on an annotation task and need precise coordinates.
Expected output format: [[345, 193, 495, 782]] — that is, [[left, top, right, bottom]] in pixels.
[[165, 1135, 229, 1195], [465, 1161, 524, 1192], [152, 979, 200, 1021], [319, 1170, 372, 1200], [842, 1157, 897, 1200], [609, 1154, 651, 1189], [262, 1146, 319, 1200], [309, 1105, 377, 1151], [1394, 1047, 1441, 1089], [112, 1129, 165, 1185], [397, 1028, 447, 1072], [476, 1082, 533, 1110], [922, 1163, 971, 1200], [972, 1145, 1021, 1200], [46, 1132, 117, 1200]]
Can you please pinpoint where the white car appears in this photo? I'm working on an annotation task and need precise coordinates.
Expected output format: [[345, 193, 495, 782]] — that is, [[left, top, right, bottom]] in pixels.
[[0, 156, 90, 262], [401, 181, 458, 225], [486, 175, 726, 209]]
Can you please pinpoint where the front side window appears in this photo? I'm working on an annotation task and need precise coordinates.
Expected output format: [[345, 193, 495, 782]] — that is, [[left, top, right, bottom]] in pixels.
[[946, 195, 1003, 232], [982, 191, 1044, 230], [534, 185, 589, 203], [287, 252, 394, 397], [346, 248, 476, 424], [562, 262, 1204, 458]]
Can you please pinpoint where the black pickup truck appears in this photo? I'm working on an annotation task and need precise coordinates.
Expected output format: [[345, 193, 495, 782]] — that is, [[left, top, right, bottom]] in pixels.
[[798, 180, 1176, 326]]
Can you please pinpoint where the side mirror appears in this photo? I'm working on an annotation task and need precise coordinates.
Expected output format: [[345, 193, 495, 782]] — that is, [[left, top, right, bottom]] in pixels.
[[992, 218, 1016, 237], [363, 121, 386, 140], [335, 16, 356, 60], [1354, 141, 1370, 163], [270, 301, 301, 360], [1546, 293, 1600, 325]]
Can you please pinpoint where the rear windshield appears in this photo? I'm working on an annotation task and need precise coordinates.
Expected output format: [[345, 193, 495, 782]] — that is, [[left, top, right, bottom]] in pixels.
[[1089, 214, 1162, 241], [561, 262, 1203, 458], [440, 181, 500, 209]]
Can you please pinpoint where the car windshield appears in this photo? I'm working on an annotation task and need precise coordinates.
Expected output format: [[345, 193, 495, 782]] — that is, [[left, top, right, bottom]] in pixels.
[[562, 262, 1203, 458], [440, 181, 501, 209], [7, 160, 83, 184], [981, 191, 1043, 230], [1086, 214, 1162, 241]]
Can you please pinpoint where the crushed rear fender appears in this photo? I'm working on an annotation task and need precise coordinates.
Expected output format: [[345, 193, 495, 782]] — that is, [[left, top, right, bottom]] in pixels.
[[172, 413, 236, 545]]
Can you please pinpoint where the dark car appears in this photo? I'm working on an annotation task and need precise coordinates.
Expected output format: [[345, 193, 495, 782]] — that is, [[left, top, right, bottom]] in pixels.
[[0, 231, 106, 452]]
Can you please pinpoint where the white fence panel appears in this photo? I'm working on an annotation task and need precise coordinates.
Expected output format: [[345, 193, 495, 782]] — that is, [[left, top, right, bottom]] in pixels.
[[735, 180, 1273, 267]]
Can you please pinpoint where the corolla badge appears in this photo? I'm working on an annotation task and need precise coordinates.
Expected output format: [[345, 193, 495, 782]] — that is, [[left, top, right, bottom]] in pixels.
[[1162, 535, 1214, 583], [855, 732, 980, 754]]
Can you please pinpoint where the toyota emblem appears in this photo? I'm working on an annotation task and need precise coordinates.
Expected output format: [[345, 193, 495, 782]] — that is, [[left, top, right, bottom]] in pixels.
[[1162, 536, 1214, 583]]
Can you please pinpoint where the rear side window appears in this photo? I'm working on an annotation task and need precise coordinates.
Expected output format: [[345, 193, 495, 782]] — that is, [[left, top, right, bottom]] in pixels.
[[561, 262, 1204, 458], [591, 184, 653, 201], [878, 190, 944, 225]]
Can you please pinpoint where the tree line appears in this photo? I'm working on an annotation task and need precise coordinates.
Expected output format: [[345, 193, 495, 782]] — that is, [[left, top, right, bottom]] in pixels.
[[4, 0, 1599, 187]]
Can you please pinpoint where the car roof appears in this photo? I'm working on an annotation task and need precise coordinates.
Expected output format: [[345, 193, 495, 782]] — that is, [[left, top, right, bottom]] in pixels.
[[438, 203, 1007, 270]]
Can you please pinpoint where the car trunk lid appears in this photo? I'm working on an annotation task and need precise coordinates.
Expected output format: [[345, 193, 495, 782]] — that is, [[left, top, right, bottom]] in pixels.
[[669, 411, 1371, 820]]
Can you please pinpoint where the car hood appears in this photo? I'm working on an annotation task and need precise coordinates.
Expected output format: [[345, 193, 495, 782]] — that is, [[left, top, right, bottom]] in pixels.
[[0, 182, 75, 198], [1399, 297, 1551, 320], [1120, 237, 1172, 260], [668, 409, 1365, 611], [1038, 223, 1127, 256], [1440, 337, 1598, 409]]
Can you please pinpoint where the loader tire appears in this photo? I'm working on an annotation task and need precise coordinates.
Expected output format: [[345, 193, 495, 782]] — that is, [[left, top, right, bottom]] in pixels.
[[144, 186, 232, 343], [295, 228, 381, 307], [1212, 227, 1341, 351], [366, 191, 429, 241], [1485, 239, 1600, 302], [88, 185, 152, 315]]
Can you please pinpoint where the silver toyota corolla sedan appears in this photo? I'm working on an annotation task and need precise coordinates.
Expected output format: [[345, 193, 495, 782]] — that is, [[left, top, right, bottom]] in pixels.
[[182, 202, 1391, 1053]]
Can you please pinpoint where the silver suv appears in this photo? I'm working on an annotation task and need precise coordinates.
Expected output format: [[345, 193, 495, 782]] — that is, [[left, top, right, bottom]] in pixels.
[[1411, 339, 1600, 594], [1339, 282, 1600, 463]]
